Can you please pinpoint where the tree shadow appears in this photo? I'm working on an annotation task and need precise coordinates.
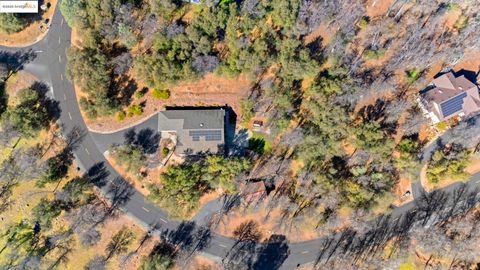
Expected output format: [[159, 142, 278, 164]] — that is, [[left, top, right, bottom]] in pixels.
[[115, 76, 138, 107], [0, 49, 37, 76], [123, 128, 160, 154], [248, 137, 266, 155], [456, 69, 477, 84], [85, 162, 110, 188], [107, 177, 135, 211], [252, 234, 290, 270], [160, 221, 212, 264], [357, 98, 386, 122], [30, 81, 61, 122]]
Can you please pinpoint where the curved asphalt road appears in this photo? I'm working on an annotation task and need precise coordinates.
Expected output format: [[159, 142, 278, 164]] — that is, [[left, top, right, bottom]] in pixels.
[[3, 4, 480, 269]]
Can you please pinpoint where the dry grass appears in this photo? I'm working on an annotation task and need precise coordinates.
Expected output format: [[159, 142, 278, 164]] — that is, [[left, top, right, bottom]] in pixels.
[[365, 0, 395, 18], [5, 70, 38, 106], [81, 72, 251, 132]]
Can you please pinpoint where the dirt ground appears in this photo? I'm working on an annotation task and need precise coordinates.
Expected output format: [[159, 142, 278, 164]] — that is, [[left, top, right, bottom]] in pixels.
[[5, 70, 38, 104], [83, 73, 251, 132], [0, 0, 57, 47], [175, 255, 223, 270], [392, 178, 414, 206], [105, 152, 163, 197], [465, 155, 480, 175], [303, 23, 336, 45], [215, 204, 322, 242], [66, 208, 148, 270]]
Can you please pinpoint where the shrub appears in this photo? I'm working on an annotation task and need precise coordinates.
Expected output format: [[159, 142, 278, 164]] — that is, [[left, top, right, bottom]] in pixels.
[[152, 89, 170, 99], [447, 3, 461, 11], [162, 147, 170, 157], [363, 48, 386, 60], [116, 111, 126, 121], [405, 69, 421, 84], [240, 99, 254, 124], [127, 104, 143, 116], [454, 15, 468, 30], [357, 17, 369, 29], [135, 91, 145, 99]]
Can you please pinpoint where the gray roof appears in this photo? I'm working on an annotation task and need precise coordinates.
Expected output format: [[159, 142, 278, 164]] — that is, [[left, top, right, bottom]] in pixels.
[[158, 109, 225, 155]]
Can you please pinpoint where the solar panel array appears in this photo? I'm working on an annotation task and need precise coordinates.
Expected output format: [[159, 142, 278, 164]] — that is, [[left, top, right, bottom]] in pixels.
[[189, 130, 223, 141], [440, 92, 467, 118]]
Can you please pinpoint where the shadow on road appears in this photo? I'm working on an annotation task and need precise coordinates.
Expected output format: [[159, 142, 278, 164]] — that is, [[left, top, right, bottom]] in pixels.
[[0, 49, 37, 78]]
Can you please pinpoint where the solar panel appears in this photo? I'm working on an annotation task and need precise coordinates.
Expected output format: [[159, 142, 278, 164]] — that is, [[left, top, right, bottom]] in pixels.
[[440, 92, 467, 118], [189, 130, 222, 141]]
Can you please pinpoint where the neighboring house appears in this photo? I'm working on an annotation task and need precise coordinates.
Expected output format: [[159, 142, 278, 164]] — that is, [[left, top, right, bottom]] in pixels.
[[158, 108, 226, 156], [0, 63, 7, 81], [418, 71, 480, 124]]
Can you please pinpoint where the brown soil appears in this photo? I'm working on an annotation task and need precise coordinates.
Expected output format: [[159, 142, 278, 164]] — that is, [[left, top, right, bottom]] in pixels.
[[453, 49, 480, 74], [422, 162, 470, 192], [392, 177, 413, 206], [83, 73, 251, 132], [175, 256, 223, 270], [105, 153, 164, 197], [0, 0, 58, 47], [123, 236, 161, 270], [215, 205, 322, 242], [443, 8, 462, 31], [303, 23, 336, 45], [365, 0, 395, 18], [465, 156, 480, 175], [66, 210, 148, 270]]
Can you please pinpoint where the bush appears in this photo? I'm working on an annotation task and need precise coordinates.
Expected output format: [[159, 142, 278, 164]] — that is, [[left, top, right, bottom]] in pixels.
[[135, 91, 145, 99], [127, 104, 143, 116], [436, 121, 447, 131], [152, 89, 170, 99], [454, 15, 468, 30], [363, 48, 386, 60], [405, 69, 421, 84], [447, 3, 461, 11], [0, 14, 27, 34], [116, 111, 126, 121], [162, 147, 170, 157], [240, 99, 254, 124], [426, 145, 470, 184], [357, 17, 369, 29]]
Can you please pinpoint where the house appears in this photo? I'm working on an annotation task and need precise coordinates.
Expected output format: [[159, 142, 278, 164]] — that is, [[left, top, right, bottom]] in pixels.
[[418, 71, 480, 124], [157, 108, 226, 156]]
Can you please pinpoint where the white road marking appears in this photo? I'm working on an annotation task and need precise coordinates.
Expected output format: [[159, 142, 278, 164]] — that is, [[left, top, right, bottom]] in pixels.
[[61, 18, 64, 26], [68, 112, 72, 120], [301, 250, 309, 254], [142, 207, 150, 212], [85, 148, 90, 155], [34, 50, 43, 53], [58, 55, 61, 62], [60, 74, 64, 80], [160, 218, 167, 223], [64, 93, 67, 100], [58, 36, 61, 44], [219, 244, 227, 248]]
